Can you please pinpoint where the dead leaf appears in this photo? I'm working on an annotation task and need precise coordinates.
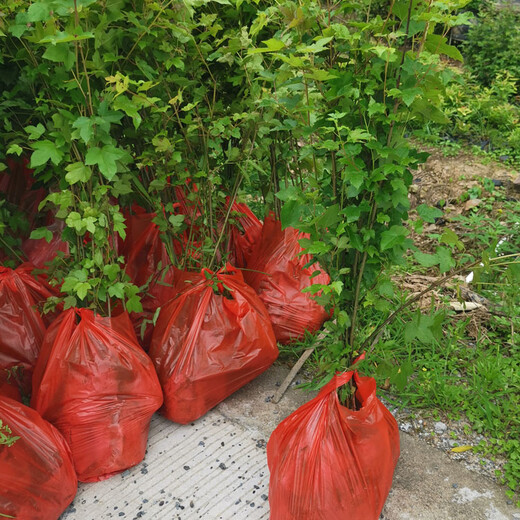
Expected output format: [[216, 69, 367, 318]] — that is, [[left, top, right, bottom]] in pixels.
[[464, 198, 482, 211], [451, 445, 473, 453]]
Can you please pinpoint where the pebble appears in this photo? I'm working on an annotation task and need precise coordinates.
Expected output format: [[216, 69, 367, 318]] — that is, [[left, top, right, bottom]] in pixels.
[[380, 397, 506, 484], [434, 421, 447, 433], [400, 422, 413, 433]]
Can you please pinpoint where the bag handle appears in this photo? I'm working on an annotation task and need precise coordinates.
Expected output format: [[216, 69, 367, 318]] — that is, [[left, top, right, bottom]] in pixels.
[[316, 352, 366, 397]]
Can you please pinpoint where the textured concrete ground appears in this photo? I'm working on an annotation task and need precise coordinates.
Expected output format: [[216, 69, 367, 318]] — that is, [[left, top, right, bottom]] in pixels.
[[61, 364, 520, 520]]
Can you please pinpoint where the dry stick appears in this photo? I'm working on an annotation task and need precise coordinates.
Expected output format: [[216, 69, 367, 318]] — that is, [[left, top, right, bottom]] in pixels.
[[362, 259, 484, 355], [272, 326, 331, 404], [273, 255, 495, 403]]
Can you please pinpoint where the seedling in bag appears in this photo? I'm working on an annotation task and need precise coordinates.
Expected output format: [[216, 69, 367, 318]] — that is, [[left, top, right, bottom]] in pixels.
[[31, 308, 163, 482], [150, 265, 278, 424], [267, 361, 400, 520]]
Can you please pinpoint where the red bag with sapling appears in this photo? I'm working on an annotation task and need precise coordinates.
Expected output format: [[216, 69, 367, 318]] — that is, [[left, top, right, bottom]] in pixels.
[[150, 265, 279, 424], [225, 201, 263, 268], [0, 396, 77, 520], [244, 216, 330, 344], [267, 368, 400, 520], [31, 308, 163, 482], [0, 265, 49, 396]]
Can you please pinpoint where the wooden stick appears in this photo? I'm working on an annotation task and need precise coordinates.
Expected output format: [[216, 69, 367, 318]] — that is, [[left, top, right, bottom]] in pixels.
[[272, 347, 315, 404]]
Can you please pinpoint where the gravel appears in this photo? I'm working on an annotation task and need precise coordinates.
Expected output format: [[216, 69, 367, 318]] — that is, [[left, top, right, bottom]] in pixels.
[[380, 397, 507, 484]]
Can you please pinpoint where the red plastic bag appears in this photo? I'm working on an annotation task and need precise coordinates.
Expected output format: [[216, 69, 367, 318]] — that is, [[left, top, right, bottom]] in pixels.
[[22, 220, 69, 269], [0, 369, 22, 402], [244, 216, 330, 343], [0, 265, 48, 396], [31, 308, 163, 482], [120, 210, 172, 289], [267, 370, 400, 520], [226, 201, 263, 268], [0, 396, 77, 519], [118, 210, 178, 347], [150, 265, 279, 424]]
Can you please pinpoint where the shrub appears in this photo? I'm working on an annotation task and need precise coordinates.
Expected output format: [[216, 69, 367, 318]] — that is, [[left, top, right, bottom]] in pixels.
[[464, 4, 520, 89]]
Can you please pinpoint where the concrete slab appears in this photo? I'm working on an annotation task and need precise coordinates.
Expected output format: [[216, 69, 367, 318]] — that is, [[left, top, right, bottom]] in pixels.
[[61, 364, 520, 520]]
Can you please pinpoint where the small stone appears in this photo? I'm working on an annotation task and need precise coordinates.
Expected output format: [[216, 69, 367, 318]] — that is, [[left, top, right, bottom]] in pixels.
[[183, 465, 190, 471], [400, 422, 413, 433], [434, 421, 447, 433], [452, 483, 458, 489], [219, 463, 227, 470]]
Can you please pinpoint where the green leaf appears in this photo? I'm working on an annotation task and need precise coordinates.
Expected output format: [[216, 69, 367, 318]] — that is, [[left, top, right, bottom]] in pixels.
[[39, 30, 95, 45], [416, 204, 443, 223], [440, 228, 464, 251], [168, 214, 185, 230], [42, 45, 75, 69], [297, 36, 333, 54], [74, 281, 91, 300], [6, 144, 23, 156], [72, 117, 94, 144], [125, 295, 143, 313], [112, 211, 127, 240], [27, 2, 50, 22], [275, 185, 300, 201], [401, 87, 423, 107], [390, 360, 413, 391], [425, 34, 463, 62], [66, 212, 84, 233], [24, 124, 45, 140], [436, 246, 455, 273], [378, 280, 394, 298], [65, 162, 92, 185], [380, 225, 408, 251], [348, 128, 373, 143], [29, 227, 53, 243], [248, 38, 285, 54], [30, 140, 63, 167], [85, 145, 126, 181], [113, 95, 142, 129], [280, 199, 308, 229], [414, 251, 439, 267], [108, 282, 125, 299], [103, 264, 120, 282]]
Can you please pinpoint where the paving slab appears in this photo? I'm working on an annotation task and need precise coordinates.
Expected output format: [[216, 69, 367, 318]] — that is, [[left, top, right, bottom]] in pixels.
[[61, 364, 520, 520]]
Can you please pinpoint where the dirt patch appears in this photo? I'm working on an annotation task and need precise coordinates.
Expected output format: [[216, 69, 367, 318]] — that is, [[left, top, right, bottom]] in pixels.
[[410, 146, 516, 210]]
